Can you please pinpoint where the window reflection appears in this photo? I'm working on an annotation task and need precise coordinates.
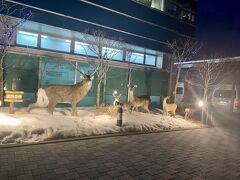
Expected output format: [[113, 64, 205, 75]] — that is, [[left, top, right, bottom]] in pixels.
[[102, 47, 123, 61], [41, 35, 71, 52], [16, 31, 38, 47]]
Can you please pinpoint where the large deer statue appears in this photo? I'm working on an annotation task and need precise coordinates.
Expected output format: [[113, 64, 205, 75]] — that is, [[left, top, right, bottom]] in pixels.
[[162, 96, 177, 117], [27, 69, 97, 116], [127, 84, 150, 113]]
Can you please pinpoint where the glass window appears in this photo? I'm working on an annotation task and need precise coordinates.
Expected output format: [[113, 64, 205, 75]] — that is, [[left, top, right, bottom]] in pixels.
[[41, 35, 71, 52], [177, 87, 183, 94], [16, 30, 38, 47], [102, 47, 123, 61], [151, 0, 164, 11], [145, 54, 156, 66], [156, 54, 163, 68], [136, 0, 151, 6], [126, 52, 144, 64], [213, 90, 232, 99], [74, 41, 98, 57], [40, 59, 74, 85], [165, 0, 177, 16]]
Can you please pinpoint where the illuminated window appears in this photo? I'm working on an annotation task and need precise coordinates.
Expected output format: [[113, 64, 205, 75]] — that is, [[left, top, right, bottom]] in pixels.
[[151, 0, 164, 11], [136, 0, 151, 6], [102, 47, 123, 61], [74, 41, 98, 57], [126, 52, 144, 64], [145, 54, 156, 66], [16, 30, 38, 47], [41, 35, 71, 52], [156, 54, 163, 68]]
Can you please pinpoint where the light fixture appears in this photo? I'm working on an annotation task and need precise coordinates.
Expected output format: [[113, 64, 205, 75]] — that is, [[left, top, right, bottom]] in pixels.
[[76, 41, 88, 46], [18, 31, 38, 37]]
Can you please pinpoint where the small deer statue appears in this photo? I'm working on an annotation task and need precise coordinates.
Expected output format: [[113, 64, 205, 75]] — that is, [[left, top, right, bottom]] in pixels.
[[162, 96, 177, 117], [111, 91, 133, 114], [27, 68, 97, 116], [112, 91, 121, 106], [127, 84, 150, 113]]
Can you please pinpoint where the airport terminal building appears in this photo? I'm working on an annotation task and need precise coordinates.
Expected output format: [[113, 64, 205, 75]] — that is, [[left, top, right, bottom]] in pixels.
[[2, 0, 197, 107]]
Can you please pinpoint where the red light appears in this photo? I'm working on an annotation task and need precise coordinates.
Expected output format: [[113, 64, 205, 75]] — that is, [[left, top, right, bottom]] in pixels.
[[234, 99, 240, 105]]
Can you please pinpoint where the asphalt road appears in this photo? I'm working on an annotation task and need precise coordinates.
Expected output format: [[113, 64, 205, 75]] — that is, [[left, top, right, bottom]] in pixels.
[[0, 112, 239, 180]]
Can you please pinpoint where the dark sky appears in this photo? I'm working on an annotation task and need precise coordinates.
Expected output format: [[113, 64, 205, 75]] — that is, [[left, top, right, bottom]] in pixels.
[[196, 0, 240, 57]]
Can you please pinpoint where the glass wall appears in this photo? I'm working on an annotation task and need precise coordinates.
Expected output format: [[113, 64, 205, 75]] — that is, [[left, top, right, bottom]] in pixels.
[[41, 35, 71, 52], [145, 54, 156, 66], [102, 47, 123, 61], [151, 0, 164, 11], [133, 0, 196, 23], [15, 29, 163, 68], [40, 58, 74, 85], [74, 41, 98, 57], [126, 52, 144, 64], [16, 31, 38, 47]]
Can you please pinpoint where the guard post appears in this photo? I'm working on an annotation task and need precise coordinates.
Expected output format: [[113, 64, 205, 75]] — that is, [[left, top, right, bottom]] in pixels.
[[117, 102, 123, 127]]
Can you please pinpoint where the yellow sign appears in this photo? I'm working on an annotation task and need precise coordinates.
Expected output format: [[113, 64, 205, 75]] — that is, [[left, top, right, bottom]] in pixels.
[[4, 91, 24, 102]]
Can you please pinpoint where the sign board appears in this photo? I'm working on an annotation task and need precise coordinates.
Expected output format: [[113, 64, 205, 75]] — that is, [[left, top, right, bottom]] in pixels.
[[4, 91, 24, 102]]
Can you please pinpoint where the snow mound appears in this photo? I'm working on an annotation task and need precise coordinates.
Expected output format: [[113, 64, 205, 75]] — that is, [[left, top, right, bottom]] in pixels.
[[0, 107, 202, 144]]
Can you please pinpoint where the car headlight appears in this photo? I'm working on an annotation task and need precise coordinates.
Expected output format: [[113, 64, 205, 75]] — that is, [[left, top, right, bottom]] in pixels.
[[198, 100, 204, 107]]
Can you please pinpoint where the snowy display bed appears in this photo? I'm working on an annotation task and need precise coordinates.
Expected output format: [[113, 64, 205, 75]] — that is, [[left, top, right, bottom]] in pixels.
[[0, 107, 202, 144]]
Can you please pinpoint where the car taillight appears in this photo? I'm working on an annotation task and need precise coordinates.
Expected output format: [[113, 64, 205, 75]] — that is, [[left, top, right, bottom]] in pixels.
[[180, 96, 184, 101], [234, 99, 240, 105]]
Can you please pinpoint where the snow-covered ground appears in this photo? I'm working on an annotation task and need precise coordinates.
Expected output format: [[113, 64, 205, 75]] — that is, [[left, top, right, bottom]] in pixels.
[[0, 107, 203, 144]]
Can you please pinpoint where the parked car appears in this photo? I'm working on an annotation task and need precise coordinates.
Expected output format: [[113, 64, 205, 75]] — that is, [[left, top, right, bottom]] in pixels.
[[176, 82, 185, 106], [211, 83, 240, 113]]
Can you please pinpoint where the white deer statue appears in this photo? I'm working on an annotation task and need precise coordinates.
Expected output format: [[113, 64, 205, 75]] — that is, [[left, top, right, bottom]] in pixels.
[[27, 69, 97, 116], [127, 84, 150, 113], [112, 91, 121, 106], [162, 96, 177, 117]]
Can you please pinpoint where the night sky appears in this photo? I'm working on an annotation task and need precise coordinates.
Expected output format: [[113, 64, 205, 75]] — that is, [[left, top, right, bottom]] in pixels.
[[196, 0, 240, 58]]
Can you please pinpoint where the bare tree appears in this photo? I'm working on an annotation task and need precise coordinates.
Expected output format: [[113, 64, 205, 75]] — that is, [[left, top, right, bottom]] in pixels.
[[0, 0, 31, 104], [124, 46, 140, 102], [186, 57, 226, 121], [38, 57, 67, 87], [80, 29, 124, 108], [167, 38, 201, 103]]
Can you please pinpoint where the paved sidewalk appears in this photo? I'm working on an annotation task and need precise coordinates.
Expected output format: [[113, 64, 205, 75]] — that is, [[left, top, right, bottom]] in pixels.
[[0, 127, 240, 180]]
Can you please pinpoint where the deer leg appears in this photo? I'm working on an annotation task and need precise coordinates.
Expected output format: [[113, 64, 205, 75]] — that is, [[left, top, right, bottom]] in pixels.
[[27, 103, 38, 112], [71, 103, 78, 116], [173, 111, 176, 118], [144, 105, 150, 113], [47, 101, 57, 115], [135, 106, 138, 112]]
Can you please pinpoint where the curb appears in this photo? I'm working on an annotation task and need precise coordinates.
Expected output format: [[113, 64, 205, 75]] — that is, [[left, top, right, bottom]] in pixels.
[[0, 126, 211, 149]]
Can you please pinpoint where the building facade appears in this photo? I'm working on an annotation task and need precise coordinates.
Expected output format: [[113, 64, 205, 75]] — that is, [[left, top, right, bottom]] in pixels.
[[2, 0, 197, 107]]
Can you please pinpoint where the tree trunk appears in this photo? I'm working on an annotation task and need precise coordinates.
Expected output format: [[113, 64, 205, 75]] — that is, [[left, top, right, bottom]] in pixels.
[[0, 66, 3, 106], [168, 60, 174, 98], [173, 67, 181, 103], [127, 69, 132, 102], [96, 77, 101, 109], [102, 72, 107, 106], [202, 87, 208, 123]]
